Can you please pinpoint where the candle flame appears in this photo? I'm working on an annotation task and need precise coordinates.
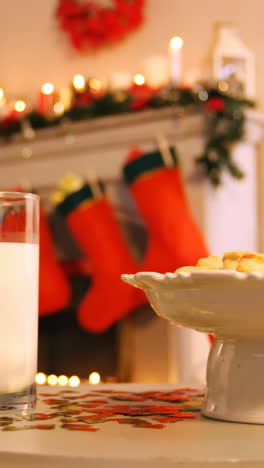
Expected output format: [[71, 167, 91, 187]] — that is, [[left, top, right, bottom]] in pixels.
[[170, 36, 183, 49], [42, 83, 55, 95], [14, 100, 26, 112], [73, 74, 86, 91], [134, 74, 145, 86]]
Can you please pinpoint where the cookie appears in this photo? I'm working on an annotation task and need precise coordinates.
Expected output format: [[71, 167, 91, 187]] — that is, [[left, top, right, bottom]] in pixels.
[[223, 251, 253, 270], [175, 266, 201, 273], [237, 254, 264, 272], [196, 255, 223, 269]]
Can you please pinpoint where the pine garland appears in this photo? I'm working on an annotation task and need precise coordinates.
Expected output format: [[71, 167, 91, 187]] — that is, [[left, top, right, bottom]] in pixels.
[[0, 84, 254, 186]]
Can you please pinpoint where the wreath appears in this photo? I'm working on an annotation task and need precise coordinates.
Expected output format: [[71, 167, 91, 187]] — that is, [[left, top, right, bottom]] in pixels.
[[56, 0, 145, 51]]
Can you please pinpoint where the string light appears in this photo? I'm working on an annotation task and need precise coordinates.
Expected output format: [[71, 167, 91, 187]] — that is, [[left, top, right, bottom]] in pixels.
[[73, 74, 86, 91], [36, 372, 47, 385], [53, 102, 65, 116], [89, 372, 101, 385], [58, 375, 68, 386], [199, 90, 208, 101], [47, 374, 58, 386], [37, 372, 106, 386], [69, 375, 80, 387], [169, 36, 183, 50], [42, 83, 55, 95], [89, 78, 103, 92], [133, 74, 145, 86], [218, 80, 229, 92], [14, 100, 26, 112]]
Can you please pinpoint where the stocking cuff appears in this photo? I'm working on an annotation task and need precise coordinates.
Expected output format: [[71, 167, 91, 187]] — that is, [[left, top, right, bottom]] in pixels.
[[57, 182, 104, 217], [123, 147, 178, 185]]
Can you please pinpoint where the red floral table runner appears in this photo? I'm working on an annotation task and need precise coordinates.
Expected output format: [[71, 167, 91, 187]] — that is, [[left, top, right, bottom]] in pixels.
[[0, 387, 204, 432]]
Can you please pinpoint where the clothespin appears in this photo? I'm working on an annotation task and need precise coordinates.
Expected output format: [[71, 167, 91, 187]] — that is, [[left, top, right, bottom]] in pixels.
[[86, 168, 103, 199], [156, 133, 174, 168]]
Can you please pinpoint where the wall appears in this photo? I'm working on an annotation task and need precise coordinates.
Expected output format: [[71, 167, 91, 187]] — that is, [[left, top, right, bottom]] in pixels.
[[0, 0, 263, 107]]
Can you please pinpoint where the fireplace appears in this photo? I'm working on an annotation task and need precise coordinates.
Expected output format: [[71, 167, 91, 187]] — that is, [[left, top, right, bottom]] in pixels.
[[0, 107, 261, 384]]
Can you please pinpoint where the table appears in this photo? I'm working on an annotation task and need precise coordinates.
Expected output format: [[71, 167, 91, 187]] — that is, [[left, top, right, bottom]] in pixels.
[[0, 384, 264, 468]]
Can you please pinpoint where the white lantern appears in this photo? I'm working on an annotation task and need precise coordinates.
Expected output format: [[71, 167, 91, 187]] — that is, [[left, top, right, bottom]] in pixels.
[[211, 22, 255, 99]]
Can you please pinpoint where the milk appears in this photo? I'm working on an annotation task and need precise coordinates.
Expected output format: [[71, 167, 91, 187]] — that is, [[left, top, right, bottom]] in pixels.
[[0, 242, 39, 393]]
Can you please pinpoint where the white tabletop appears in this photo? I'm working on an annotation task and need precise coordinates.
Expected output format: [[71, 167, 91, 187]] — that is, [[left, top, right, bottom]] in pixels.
[[0, 384, 264, 468]]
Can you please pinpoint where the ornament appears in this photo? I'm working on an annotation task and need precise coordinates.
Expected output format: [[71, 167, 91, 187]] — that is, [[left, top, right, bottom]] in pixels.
[[55, 0, 145, 52], [205, 97, 225, 113]]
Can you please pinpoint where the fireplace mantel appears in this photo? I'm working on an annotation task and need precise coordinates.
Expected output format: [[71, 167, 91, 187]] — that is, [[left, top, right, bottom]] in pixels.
[[0, 107, 263, 384]]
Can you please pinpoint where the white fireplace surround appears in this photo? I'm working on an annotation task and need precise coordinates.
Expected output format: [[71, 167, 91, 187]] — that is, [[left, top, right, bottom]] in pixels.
[[0, 107, 263, 385]]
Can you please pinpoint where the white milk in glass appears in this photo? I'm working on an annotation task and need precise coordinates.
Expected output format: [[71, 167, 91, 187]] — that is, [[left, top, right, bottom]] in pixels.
[[0, 242, 39, 394]]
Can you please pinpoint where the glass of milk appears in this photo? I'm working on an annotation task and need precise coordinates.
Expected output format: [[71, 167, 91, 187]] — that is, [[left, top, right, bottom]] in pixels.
[[0, 192, 39, 411]]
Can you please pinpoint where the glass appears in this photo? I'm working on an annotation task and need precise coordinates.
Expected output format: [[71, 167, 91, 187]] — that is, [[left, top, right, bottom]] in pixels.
[[0, 192, 39, 411]]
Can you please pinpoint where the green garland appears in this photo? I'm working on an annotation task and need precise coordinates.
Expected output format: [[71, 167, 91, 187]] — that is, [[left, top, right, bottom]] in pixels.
[[0, 85, 254, 186]]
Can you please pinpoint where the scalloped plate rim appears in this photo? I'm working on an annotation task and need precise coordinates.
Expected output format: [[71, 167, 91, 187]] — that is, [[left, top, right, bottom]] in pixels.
[[121, 270, 264, 290]]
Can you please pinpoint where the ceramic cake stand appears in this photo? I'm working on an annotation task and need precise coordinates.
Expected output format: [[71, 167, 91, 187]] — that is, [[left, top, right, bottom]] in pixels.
[[122, 270, 264, 424]]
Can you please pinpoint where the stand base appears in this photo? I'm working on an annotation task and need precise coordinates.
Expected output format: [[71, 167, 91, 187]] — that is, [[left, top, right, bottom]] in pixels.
[[203, 338, 264, 424], [0, 383, 36, 412]]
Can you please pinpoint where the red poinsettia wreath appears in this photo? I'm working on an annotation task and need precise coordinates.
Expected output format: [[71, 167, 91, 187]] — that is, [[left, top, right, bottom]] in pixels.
[[56, 0, 145, 51]]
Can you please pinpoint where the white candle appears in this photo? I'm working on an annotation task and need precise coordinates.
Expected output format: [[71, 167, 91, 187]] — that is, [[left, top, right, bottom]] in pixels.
[[169, 36, 183, 85]]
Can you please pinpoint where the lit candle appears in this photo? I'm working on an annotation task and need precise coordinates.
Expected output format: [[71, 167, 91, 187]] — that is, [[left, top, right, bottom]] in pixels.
[[169, 36, 183, 85], [5, 100, 26, 122], [131, 74, 153, 110], [37, 82, 55, 115], [73, 74, 86, 92], [13, 100, 26, 118], [133, 74, 145, 86]]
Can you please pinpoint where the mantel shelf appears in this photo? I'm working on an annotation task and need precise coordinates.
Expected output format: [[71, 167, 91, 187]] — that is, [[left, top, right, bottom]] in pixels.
[[0, 108, 204, 167], [0, 108, 263, 169]]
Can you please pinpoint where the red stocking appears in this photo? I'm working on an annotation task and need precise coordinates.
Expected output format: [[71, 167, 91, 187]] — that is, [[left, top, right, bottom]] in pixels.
[[123, 147, 209, 272], [57, 184, 145, 333], [39, 207, 71, 316]]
